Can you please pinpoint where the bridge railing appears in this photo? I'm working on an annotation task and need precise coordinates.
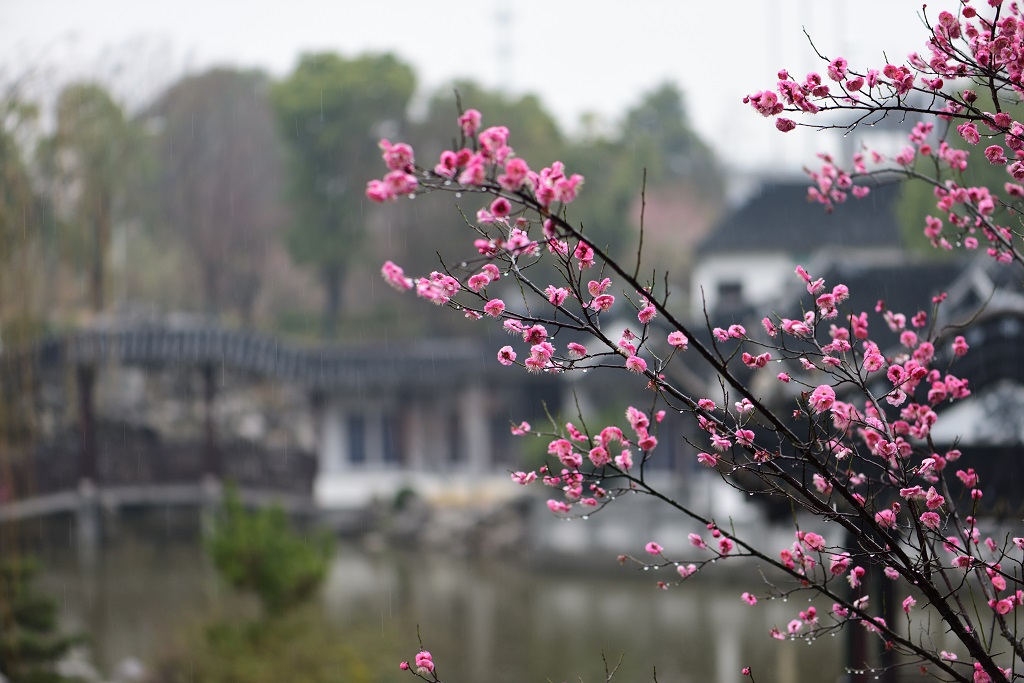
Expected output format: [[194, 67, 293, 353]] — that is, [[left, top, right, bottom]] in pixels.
[[3, 432, 315, 506]]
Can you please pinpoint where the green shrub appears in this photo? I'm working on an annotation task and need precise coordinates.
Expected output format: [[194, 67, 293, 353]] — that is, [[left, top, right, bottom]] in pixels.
[[0, 557, 83, 683], [206, 487, 333, 616]]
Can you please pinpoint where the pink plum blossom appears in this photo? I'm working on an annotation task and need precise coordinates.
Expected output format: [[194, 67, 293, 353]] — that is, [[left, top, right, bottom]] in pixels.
[[484, 299, 505, 317], [808, 384, 836, 414], [588, 446, 611, 467], [546, 499, 571, 514], [511, 471, 537, 485], [875, 509, 897, 528], [697, 452, 718, 467], [802, 532, 825, 551], [497, 346, 516, 366], [776, 117, 797, 132], [566, 342, 587, 359], [830, 553, 850, 575], [625, 355, 647, 373], [667, 331, 689, 349], [458, 109, 482, 137], [614, 449, 633, 470], [415, 651, 434, 674], [381, 261, 413, 291]]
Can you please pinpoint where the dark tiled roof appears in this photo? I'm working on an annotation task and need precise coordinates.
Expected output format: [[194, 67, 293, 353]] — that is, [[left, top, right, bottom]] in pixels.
[[698, 180, 904, 255], [817, 260, 964, 329], [17, 326, 501, 392], [761, 259, 964, 352]]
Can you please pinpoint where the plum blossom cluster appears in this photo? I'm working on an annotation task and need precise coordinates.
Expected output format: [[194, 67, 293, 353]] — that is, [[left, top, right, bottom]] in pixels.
[[377, 9, 1024, 673], [367, 108, 583, 210], [533, 406, 665, 513], [399, 650, 439, 681], [376, 114, 1013, 679], [748, 3, 1024, 268], [373, 116, 677, 379], [623, 524, 739, 588]]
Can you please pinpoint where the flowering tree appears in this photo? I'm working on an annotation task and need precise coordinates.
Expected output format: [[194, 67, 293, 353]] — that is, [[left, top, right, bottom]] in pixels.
[[368, 3, 1024, 681]]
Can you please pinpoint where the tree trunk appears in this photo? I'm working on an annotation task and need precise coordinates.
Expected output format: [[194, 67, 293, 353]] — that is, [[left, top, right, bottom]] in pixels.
[[201, 364, 219, 478], [203, 263, 221, 319], [90, 216, 104, 312], [77, 364, 97, 484], [321, 265, 343, 339], [89, 193, 111, 312]]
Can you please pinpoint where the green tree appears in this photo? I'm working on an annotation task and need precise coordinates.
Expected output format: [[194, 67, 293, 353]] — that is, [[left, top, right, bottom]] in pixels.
[[563, 83, 724, 272], [0, 92, 48, 327], [361, 81, 723, 338], [0, 77, 73, 346], [36, 83, 141, 312], [415, 81, 564, 169], [147, 491, 359, 683], [0, 558, 82, 683], [0, 99, 37, 260], [206, 488, 333, 617], [388, 81, 567, 282], [153, 68, 287, 322], [272, 53, 416, 337], [619, 83, 723, 197]]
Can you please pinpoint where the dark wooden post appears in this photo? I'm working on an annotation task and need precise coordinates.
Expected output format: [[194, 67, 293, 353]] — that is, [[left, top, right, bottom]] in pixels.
[[76, 363, 100, 565], [198, 363, 221, 541], [309, 390, 324, 485], [201, 363, 219, 479], [76, 364, 97, 484]]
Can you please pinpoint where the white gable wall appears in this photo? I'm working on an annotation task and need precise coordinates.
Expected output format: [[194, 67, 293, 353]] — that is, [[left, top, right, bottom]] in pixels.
[[691, 251, 794, 315]]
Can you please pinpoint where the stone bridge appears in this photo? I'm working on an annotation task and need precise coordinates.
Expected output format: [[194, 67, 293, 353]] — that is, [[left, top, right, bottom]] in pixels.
[[0, 322, 564, 527]]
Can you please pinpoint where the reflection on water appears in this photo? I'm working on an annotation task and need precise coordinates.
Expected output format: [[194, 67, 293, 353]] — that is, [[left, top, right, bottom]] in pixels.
[[28, 509, 842, 683]]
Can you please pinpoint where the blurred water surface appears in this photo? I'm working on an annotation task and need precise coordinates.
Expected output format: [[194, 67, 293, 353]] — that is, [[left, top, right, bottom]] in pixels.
[[27, 508, 842, 683]]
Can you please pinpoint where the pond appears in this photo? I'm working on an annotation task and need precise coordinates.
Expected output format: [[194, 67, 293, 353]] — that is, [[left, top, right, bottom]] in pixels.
[[26, 508, 844, 683]]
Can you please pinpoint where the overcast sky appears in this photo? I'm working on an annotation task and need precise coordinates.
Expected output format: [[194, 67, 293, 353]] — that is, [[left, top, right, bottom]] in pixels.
[[1, 0, 934, 172]]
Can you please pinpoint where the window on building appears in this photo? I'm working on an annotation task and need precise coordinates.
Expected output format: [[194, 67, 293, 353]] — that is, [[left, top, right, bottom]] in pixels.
[[448, 412, 463, 464], [717, 281, 744, 310], [382, 413, 400, 465], [347, 414, 366, 464]]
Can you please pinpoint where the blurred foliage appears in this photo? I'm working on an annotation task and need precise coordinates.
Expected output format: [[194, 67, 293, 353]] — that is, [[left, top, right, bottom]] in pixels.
[[146, 605, 373, 683], [36, 82, 148, 312], [271, 52, 417, 337], [415, 80, 564, 168], [206, 487, 333, 617], [566, 83, 724, 279], [0, 97, 40, 262], [0, 558, 83, 683], [372, 79, 723, 338], [378, 81, 569, 292], [0, 56, 723, 342], [153, 68, 287, 322], [0, 90, 56, 333], [146, 491, 384, 683], [621, 84, 723, 195]]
